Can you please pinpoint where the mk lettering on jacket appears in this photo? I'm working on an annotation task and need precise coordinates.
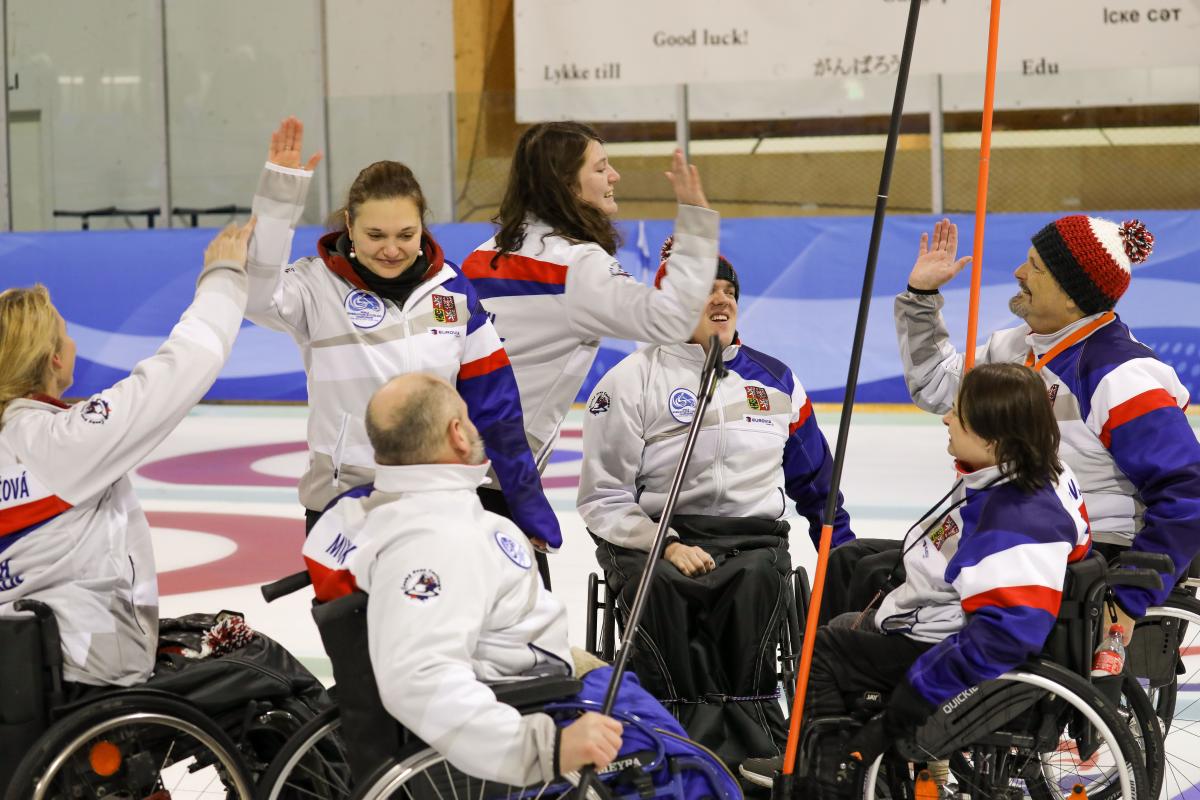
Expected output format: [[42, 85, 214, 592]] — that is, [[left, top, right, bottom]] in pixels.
[[0, 558, 22, 591], [0, 471, 30, 503], [325, 533, 357, 565]]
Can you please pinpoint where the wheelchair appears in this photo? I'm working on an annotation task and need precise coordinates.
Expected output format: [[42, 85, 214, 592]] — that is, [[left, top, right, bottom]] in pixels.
[[792, 551, 1170, 800], [1120, 552, 1200, 800], [256, 587, 741, 799], [1, 598, 325, 800], [585, 566, 809, 708]]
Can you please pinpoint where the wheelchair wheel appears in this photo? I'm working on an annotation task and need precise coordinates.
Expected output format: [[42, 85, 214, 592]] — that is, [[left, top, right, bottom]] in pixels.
[[257, 706, 353, 800], [5, 691, 254, 800], [1107, 672, 1164, 800], [355, 740, 598, 800], [1133, 594, 1200, 800], [860, 661, 1149, 799]]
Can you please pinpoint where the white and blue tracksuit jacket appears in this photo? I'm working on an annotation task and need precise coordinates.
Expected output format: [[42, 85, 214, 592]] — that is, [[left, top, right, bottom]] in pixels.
[[462, 209, 718, 461], [897, 291, 1200, 616], [246, 163, 560, 546], [577, 340, 853, 551], [877, 462, 1092, 707]]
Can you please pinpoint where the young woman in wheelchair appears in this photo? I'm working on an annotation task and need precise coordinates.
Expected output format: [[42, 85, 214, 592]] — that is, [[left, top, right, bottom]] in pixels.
[[742, 362, 1093, 791]]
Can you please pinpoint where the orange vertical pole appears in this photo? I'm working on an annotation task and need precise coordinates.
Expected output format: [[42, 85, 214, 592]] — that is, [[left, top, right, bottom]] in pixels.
[[963, 0, 1003, 370]]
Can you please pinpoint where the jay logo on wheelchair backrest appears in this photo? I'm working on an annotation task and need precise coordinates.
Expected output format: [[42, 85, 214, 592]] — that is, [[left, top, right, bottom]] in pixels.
[[402, 568, 442, 602], [744, 385, 770, 412], [0, 558, 23, 591]]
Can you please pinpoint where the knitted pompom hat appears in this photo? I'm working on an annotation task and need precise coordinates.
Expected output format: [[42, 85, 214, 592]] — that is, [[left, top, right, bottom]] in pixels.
[[653, 235, 739, 300], [1030, 216, 1154, 315]]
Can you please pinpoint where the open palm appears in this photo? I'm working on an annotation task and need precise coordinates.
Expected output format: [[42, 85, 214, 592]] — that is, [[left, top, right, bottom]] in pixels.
[[268, 116, 322, 171], [909, 218, 971, 291]]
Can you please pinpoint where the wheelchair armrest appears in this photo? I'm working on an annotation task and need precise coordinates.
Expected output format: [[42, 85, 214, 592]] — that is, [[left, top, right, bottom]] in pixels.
[[1114, 551, 1175, 575], [490, 676, 583, 710], [1106, 567, 1164, 592]]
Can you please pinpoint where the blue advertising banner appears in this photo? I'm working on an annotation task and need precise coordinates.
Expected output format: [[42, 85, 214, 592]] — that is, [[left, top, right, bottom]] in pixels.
[[2, 210, 1197, 405]]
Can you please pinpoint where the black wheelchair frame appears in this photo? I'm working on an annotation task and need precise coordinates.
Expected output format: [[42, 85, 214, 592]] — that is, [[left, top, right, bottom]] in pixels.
[[789, 550, 1174, 800], [1, 596, 324, 800]]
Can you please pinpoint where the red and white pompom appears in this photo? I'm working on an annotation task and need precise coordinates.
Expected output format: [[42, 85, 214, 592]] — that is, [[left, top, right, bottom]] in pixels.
[[1119, 219, 1154, 264]]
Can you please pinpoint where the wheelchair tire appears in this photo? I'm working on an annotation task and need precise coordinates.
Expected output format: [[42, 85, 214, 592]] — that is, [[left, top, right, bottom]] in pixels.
[[256, 705, 352, 800], [860, 661, 1149, 800], [1133, 595, 1200, 800], [352, 740, 583, 800], [5, 690, 254, 800]]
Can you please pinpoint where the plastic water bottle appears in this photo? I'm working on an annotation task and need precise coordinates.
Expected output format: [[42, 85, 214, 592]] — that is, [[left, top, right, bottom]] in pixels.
[[1091, 624, 1126, 677]]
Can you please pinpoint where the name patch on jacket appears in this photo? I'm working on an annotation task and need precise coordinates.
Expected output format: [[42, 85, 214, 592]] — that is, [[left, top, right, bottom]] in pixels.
[[669, 388, 697, 423], [344, 289, 386, 329], [402, 568, 442, 602], [494, 530, 532, 569], [432, 294, 458, 324], [745, 386, 771, 411]]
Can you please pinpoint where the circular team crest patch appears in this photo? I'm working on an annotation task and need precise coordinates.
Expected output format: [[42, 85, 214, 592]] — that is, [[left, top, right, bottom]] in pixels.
[[669, 388, 698, 423], [401, 568, 442, 602], [344, 289, 386, 329], [494, 530, 532, 569]]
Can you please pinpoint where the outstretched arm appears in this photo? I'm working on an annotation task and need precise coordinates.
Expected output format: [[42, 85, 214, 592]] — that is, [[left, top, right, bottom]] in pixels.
[[245, 116, 321, 334]]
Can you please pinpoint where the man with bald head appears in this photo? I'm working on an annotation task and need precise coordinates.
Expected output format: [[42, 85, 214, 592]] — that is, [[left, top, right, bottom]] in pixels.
[[301, 374, 737, 793]]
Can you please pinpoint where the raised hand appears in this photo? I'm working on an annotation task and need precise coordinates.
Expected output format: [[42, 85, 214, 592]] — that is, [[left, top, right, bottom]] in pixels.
[[664, 148, 709, 209], [268, 116, 323, 172], [203, 217, 257, 271], [908, 218, 971, 292]]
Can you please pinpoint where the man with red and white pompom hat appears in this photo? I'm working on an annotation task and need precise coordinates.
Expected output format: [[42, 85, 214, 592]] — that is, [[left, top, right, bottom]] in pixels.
[[887, 215, 1200, 637]]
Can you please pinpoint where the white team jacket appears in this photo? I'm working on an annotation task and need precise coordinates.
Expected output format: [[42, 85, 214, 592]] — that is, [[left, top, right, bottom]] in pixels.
[[577, 340, 852, 551], [0, 265, 248, 686], [245, 164, 536, 517], [302, 463, 572, 786], [463, 208, 719, 458]]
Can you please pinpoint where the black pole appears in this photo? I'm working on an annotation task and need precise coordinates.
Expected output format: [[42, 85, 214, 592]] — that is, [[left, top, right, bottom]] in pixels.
[[822, 0, 924, 528], [777, 0, 926, 796], [576, 334, 727, 797]]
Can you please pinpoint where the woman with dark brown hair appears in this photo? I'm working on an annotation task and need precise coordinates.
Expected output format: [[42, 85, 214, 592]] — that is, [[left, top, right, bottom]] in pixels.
[[244, 117, 559, 551], [741, 363, 1094, 790], [462, 123, 720, 495]]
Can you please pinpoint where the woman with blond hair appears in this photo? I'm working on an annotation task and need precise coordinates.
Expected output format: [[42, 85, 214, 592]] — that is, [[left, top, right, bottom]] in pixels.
[[0, 221, 254, 688]]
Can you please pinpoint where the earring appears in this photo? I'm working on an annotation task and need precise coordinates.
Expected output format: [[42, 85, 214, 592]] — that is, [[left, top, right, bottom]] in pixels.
[[417, 248, 424, 258], [348, 241, 356, 259]]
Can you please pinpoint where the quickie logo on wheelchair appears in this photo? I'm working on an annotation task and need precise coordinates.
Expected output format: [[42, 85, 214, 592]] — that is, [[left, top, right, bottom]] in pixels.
[[402, 568, 442, 602]]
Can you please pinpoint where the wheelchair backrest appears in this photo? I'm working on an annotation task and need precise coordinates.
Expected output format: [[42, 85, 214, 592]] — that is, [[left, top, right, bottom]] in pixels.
[[0, 602, 59, 790], [1040, 552, 1107, 676], [311, 592, 406, 783]]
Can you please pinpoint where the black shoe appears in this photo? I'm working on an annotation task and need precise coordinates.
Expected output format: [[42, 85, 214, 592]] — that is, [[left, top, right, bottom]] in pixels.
[[739, 755, 783, 789]]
